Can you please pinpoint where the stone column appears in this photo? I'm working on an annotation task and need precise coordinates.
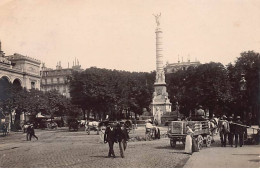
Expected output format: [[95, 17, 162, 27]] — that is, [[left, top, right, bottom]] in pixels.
[[151, 13, 172, 124]]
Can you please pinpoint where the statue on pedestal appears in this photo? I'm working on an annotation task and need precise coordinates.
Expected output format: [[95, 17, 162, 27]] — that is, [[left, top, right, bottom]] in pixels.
[[154, 107, 162, 125]]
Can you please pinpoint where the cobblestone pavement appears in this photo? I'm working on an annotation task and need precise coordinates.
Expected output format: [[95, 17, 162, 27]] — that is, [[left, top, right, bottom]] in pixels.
[[0, 127, 190, 168]]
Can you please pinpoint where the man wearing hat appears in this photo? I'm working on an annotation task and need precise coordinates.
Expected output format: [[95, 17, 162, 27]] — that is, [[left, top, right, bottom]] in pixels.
[[219, 115, 230, 147], [195, 105, 206, 121], [234, 116, 244, 147], [104, 122, 119, 158], [227, 116, 235, 147]]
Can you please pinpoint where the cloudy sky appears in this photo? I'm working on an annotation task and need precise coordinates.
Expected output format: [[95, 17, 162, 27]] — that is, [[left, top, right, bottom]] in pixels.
[[0, 0, 259, 72]]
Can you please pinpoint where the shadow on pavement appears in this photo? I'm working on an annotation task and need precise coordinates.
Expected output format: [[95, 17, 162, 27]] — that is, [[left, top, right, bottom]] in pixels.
[[248, 159, 260, 162], [90, 155, 115, 159], [155, 144, 184, 151], [232, 154, 259, 156]]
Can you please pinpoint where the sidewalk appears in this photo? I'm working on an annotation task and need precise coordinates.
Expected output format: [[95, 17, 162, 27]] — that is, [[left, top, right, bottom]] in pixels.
[[184, 142, 260, 168]]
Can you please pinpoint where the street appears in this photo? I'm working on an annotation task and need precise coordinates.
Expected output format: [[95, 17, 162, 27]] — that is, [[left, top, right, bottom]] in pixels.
[[0, 127, 189, 168], [1, 126, 259, 168]]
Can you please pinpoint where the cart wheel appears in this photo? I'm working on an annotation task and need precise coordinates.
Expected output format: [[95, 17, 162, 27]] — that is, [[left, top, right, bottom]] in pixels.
[[206, 135, 211, 147], [146, 132, 151, 141], [197, 135, 203, 150], [170, 139, 176, 148]]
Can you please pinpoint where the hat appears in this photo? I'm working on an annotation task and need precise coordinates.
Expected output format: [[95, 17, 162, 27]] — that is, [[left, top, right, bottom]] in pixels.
[[236, 116, 241, 119], [222, 115, 227, 119], [199, 105, 202, 108], [229, 116, 233, 119], [146, 119, 152, 123]]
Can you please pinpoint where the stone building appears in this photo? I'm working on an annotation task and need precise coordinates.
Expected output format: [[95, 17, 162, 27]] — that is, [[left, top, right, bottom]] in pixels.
[[165, 59, 201, 73], [0, 41, 41, 130], [0, 41, 41, 90], [40, 59, 83, 98]]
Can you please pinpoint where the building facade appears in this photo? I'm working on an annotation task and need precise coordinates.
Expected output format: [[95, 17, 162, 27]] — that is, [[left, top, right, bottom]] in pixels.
[[0, 41, 41, 90], [0, 41, 41, 130], [40, 60, 82, 98], [165, 60, 201, 73]]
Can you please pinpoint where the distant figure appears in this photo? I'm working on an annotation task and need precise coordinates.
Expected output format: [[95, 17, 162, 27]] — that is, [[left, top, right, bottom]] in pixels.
[[154, 107, 162, 125], [219, 115, 230, 147], [133, 118, 137, 129], [29, 124, 38, 141], [228, 116, 235, 147], [196, 105, 206, 121], [234, 116, 245, 147], [2, 124, 7, 136], [26, 125, 32, 141]]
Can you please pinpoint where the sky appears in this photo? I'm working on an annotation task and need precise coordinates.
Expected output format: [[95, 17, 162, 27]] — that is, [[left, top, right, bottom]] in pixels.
[[0, 0, 259, 72]]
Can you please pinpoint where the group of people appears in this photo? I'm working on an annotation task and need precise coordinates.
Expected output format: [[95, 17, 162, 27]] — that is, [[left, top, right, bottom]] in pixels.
[[26, 124, 38, 141], [103, 121, 129, 158], [219, 115, 246, 148]]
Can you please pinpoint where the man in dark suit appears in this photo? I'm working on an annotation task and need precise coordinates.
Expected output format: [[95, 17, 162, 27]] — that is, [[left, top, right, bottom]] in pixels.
[[234, 116, 244, 147], [104, 123, 117, 158], [26, 125, 32, 141], [228, 116, 235, 147]]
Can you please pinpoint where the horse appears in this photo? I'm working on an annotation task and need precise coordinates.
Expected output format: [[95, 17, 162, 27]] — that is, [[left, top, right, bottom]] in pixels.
[[85, 121, 100, 135], [209, 117, 219, 142]]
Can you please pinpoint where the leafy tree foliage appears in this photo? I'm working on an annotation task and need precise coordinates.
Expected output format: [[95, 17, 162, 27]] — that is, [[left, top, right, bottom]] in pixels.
[[69, 67, 155, 120], [227, 51, 260, 121], [166, 62, 233, 117]]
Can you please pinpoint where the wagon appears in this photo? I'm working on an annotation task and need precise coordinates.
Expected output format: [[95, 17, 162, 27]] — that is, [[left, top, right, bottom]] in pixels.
[[167, 121, 212, 150]]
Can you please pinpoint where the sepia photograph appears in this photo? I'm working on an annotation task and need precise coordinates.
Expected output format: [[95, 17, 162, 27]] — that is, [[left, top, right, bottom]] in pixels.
[[0, 0, 259, 168]]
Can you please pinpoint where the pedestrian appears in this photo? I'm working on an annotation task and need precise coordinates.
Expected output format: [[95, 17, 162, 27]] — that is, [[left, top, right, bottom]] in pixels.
[[26, 124, 32, 141], [219, 115, 230, 147], [133, 118, 137, 129], [234, 116, 244, 148], [2, 123, 7, 136], [104, 123, 116, 158], [184, 124, 199, 155], [228, 116, 235, 147], [29, 124, 38, 141], [196, 105, 206, 121]]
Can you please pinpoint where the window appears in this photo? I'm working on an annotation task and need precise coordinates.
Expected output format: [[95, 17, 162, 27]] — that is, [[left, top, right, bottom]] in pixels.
[[57, 78, 60, 84]]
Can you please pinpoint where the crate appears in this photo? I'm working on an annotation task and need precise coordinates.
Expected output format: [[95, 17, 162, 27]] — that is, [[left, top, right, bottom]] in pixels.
[[169, 121, 185, 134], [169, 121, 210, 136]]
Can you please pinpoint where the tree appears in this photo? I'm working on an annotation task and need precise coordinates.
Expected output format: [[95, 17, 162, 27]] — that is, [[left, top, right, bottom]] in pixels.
[[227, 51, 260, 122], [166, 62, 233, 117]]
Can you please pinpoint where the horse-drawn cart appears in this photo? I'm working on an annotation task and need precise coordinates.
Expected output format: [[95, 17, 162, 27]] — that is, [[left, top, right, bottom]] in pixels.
[[167, 121, 212, 150]]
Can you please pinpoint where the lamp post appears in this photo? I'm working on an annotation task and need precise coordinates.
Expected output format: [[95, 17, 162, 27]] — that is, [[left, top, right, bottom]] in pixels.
[[239, 73, 247, 121]]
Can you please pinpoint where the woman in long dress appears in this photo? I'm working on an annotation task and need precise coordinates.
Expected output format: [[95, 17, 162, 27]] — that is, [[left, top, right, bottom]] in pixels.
[[184, 125, 194, 154]]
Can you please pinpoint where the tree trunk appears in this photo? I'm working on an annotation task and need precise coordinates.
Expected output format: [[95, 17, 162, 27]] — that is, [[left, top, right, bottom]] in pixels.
[[87, 110, 90, 120], [82, 109, 86, 120]]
